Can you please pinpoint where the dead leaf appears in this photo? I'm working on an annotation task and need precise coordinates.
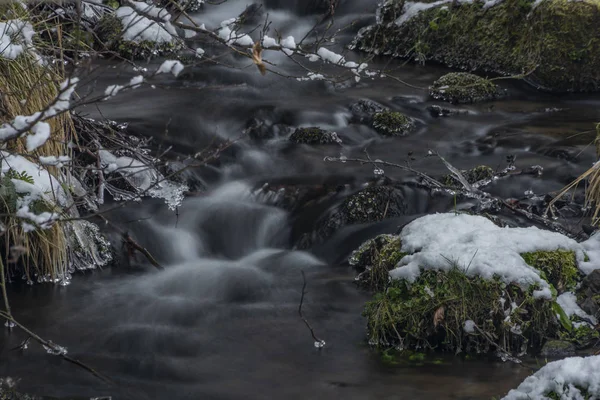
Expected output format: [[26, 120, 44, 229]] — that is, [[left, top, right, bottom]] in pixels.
[[252, 41, 266, 76], [433, 306, 445, 329]]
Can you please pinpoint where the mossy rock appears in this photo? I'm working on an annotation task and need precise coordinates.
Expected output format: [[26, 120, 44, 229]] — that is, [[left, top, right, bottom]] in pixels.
[[352, 0, 600, 92], [540, 339, 576, 357], [296, 184, 408, 248], [289, 127, 341, 145], [441, 165, 495, 188], [349, 234, 407, 290], [521, 249, 581, 292], [430, 73, 504, 104], [364, 267, 556, 353], [372, 110, 415, 136]]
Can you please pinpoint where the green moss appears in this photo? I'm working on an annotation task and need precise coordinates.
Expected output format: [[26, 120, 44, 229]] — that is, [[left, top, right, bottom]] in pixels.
[[354, 0, 600, 92], [289, 127, 340, 145], [430, 72, 504, 104], [364, 267, 556, 353], [441, 165, 495, 187], [372, 110, 415, 136], [350, 234, 407, 290], [521, 249, 580, 292]]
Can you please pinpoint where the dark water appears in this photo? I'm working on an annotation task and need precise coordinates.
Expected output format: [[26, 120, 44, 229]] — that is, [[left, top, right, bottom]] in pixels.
[[2, 0, 600, 399]]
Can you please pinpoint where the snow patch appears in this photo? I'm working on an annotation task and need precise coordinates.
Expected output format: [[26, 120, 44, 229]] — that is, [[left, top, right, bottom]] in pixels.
[[390, 213, 586, 298], [557, 292, 598, 325], [503, 356, 600, 399]]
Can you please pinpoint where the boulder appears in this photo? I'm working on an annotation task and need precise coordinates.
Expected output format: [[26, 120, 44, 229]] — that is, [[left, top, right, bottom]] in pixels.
[[352, 0, 600, 92]]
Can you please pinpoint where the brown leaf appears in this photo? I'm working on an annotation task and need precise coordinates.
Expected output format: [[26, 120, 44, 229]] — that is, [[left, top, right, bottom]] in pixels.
[[433, 306, 445, 329], [251, 41, 266, 76]]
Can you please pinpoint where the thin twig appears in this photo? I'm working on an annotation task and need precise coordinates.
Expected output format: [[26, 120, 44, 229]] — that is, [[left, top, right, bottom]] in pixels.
[[298, 270, 325, 347]]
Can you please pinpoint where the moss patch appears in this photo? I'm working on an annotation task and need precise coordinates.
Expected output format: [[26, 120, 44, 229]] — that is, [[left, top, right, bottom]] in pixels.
[[430, 72, 504, 104], [521, 249, 580, 292], [350, 234, 407, 290], [353, 0, 600, 92], [372, 110, 415, 136], [289, 127, 341, 145], [364, 267, 556, 353]]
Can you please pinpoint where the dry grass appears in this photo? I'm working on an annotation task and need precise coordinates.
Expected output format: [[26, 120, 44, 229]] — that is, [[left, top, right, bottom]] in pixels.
[[0, 5, 75, 281], [549, 123, 600, 224]]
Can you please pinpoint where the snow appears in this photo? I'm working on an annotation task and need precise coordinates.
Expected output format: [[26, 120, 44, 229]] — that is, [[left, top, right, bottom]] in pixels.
[[39, 156, 71, 167], [557, 292, 598, 325], [317, 47, 345, 64], [0, 78, 78, 151], [0, 19, 35, 60], [580, 232, 600, 274], [1, 153, 69, 230], [195, 47, 205, 57], [281, 36, 296, 49], [104, 75, 143, 98], [389, 213, 587, 298], [502, 356, 600, 399], [157, 60, 184, 77], [262, 35, 278, 48], [116, 6, 176, 44], [463, 320, 476, 333]]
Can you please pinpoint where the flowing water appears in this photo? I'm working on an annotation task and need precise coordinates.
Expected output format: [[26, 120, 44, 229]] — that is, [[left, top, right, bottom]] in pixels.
[[2, 0, 600, 398]]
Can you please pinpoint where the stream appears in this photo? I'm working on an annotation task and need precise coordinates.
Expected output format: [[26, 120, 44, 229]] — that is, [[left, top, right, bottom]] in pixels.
[[2, 0, 600, 399]]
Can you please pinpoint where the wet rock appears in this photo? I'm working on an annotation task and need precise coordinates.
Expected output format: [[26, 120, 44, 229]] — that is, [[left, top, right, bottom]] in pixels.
[[349, 99, 386, 124], [430, 73, 504, 104], [289, 127, 342, 145], [352, 0, 600, 92], [440, 165, 495, 188], [577, 269, 600, 319], [426, 105, 468, 118], [540, 340, 576, 357], [296, 184, 408, 248], [372, 110, 415, 136]]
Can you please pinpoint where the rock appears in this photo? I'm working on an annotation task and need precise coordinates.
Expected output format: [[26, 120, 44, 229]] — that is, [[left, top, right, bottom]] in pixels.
[[349, 99, 386, 124], [372, 110, 415, 136], [577, 269, 600, 318], [430, 73, 504, 104], [296, 184, 408, 248], [289, 127, 342, 145], [540, 340, 576, 357], [352, 0, 600, 92], [426, 105, 468, 118]]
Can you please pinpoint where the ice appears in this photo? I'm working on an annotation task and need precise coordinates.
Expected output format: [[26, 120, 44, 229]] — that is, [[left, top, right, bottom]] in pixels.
[[314, 340, 326, 348]]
